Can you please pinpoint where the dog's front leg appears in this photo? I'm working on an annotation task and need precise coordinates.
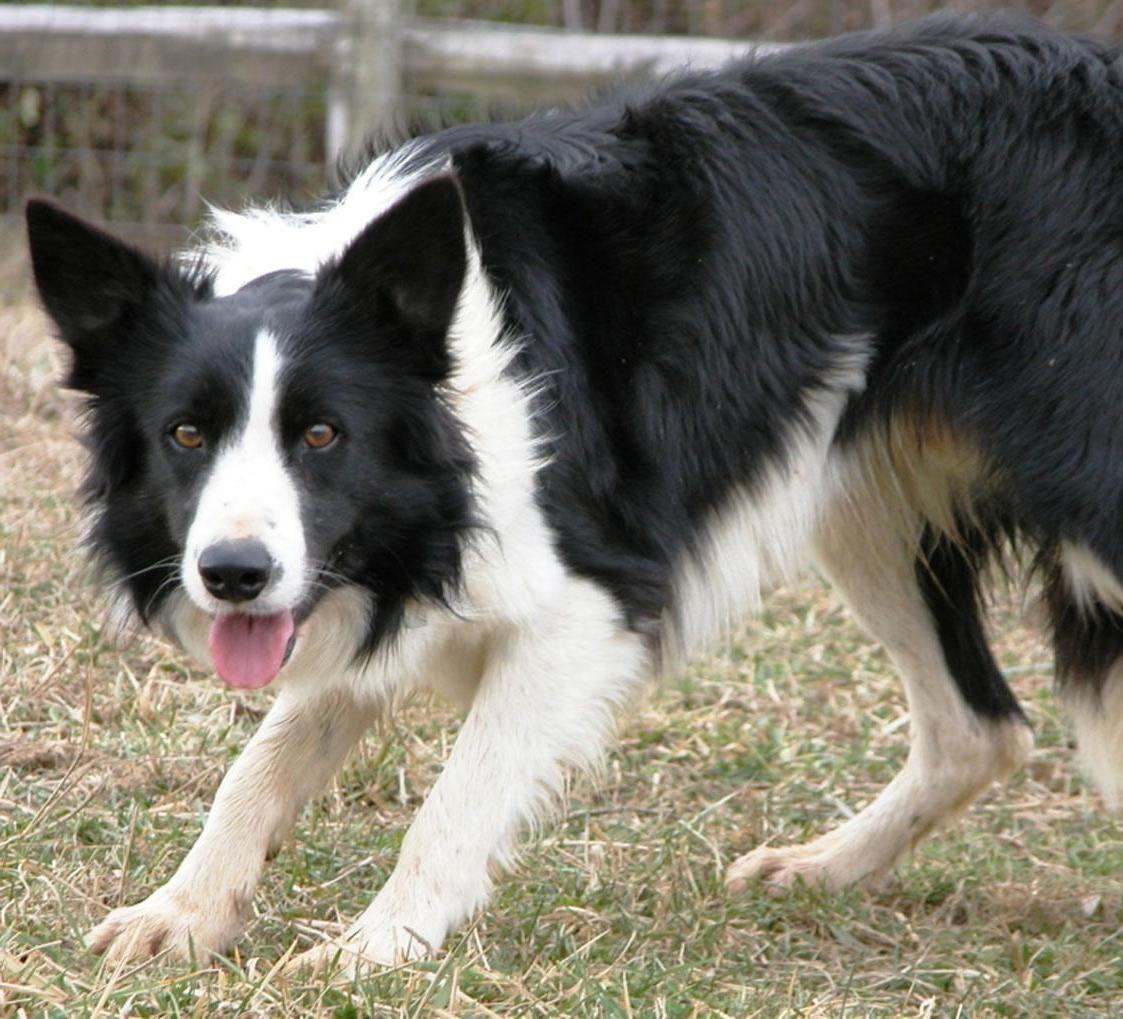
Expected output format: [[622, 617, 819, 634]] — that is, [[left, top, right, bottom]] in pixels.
[[87, 688, 376, 964], [291, 583, 648, 973]]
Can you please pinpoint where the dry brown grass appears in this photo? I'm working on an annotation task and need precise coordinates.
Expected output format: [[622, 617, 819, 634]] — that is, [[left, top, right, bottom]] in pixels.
[[2, 291, 1122, 1017]]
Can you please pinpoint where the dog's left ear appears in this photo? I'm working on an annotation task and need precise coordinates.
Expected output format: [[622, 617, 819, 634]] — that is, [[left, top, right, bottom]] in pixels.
[[321, 173, 468, 380]]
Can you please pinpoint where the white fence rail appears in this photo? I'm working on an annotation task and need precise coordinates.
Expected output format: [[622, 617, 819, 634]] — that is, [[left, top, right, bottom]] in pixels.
[[0, 4, 770, 163]]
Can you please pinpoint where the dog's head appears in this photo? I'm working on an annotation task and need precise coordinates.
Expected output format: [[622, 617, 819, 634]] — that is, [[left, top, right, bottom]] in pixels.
[[26, 177, 477, 689]]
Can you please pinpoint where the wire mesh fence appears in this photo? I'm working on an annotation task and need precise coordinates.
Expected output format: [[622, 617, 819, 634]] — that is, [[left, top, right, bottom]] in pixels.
[[3, 0, 1123, 244], [4, 76, 328, 239], [429, 0, 1123, 35]]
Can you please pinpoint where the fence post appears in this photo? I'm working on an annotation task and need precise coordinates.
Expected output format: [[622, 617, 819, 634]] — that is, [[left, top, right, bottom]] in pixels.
[[327, 0, 403, 172]]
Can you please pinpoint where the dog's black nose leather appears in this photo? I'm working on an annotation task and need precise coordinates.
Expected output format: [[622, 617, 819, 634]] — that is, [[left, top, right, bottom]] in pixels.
[[198, 540, 274, 602]]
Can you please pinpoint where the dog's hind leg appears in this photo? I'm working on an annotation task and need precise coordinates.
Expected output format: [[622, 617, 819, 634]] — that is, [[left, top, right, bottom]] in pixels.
[[726, 492, 1033, 893], [1048, 546, 1123, 810]]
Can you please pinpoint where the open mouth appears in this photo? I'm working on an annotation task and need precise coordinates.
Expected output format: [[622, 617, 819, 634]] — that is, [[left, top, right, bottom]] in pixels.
[[208, 609, 298, 690]]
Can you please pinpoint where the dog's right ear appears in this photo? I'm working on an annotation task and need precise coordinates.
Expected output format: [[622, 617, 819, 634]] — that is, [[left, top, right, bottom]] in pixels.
[[25, 199, 162, 351]]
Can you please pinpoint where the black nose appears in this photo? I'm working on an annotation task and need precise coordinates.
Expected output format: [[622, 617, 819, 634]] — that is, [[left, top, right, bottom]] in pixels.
[[197, 540, 275, 602]]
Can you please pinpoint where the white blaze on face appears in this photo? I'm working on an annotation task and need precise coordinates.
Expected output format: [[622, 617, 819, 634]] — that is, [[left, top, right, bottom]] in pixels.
[[183, 330, 306, 614]]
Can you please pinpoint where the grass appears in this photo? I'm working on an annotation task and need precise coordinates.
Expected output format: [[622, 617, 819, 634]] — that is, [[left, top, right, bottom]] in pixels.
[[3, 290, 1123, 1018]]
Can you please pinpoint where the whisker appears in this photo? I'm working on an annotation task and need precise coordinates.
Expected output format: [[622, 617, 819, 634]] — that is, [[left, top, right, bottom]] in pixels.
[[141, 572, 185, 620], [110, 555, 183, 587]]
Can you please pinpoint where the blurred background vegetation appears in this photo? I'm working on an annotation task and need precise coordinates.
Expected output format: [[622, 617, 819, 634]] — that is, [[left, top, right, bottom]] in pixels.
[[2, 0, 1121, 241], [45, 0, 1123, 34]]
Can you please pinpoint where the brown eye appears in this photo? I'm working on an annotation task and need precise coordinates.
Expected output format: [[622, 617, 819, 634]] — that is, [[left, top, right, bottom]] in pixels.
[[304, 423, 338, 449], [171, 423, 204, 449]]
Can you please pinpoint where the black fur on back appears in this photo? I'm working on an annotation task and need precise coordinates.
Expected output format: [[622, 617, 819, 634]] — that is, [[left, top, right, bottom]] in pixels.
[[399, 14, 1123, 678]]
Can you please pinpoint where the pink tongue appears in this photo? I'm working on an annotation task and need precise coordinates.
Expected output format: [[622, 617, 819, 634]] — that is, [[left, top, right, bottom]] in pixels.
[[209, 611, 295, 689]]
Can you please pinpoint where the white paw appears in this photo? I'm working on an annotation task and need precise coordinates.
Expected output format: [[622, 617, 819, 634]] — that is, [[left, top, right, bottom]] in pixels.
[[724, 843, 856, 895], [286, 922, 438, 977], [86, 886, 246, 965]]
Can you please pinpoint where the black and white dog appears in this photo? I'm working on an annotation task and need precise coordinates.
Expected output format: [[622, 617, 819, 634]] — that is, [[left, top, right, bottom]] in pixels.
[[26, 13, 1123, 970]]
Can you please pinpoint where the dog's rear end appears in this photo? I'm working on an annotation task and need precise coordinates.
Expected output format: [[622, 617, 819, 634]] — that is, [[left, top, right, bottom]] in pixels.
[[726, 18, 1123, 885]]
